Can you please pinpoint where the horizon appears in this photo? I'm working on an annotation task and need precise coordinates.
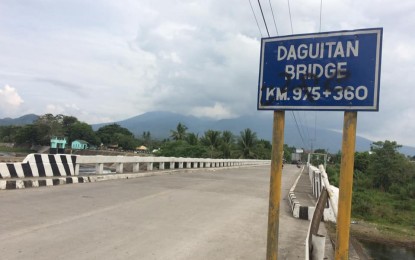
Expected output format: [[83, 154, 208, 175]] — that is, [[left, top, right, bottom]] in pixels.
[[2, 111, 415, 155]]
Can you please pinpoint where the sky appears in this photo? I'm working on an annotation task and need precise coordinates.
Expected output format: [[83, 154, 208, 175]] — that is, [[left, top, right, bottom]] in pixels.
[[0, 0, 415, 146]]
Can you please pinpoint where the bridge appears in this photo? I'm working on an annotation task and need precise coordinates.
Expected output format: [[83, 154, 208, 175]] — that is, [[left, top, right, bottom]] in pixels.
[[0, 154, 361, 259]]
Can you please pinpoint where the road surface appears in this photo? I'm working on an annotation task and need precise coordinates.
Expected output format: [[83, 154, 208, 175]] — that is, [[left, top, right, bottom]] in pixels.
[[0, 164, 312, 259]]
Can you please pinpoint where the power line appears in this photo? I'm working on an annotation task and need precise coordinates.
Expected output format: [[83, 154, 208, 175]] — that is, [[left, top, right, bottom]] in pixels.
[[291, 111, 307, 149], [268, 0, 279, 36], [257, 0, 270, 37], [319, 0, 323, 32], [287, 0, 294, 34], [249, 0, 264, 37]]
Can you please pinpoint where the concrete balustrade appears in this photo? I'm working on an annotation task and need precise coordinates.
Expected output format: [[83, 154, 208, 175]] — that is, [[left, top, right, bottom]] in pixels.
[[75, 155, 270, 175], [0, 154, 270, 190]]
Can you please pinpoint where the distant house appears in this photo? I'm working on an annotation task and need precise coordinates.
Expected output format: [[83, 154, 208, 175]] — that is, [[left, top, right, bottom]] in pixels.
[[136, 145, 148, 151], [50, 137, 67, 154], [71, 140, 89, 150], [135, 145, 149, 153]]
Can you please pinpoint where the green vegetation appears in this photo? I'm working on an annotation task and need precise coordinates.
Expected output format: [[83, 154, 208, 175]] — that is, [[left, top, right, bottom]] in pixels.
[[0, 145, 34, 153], [326, 140, 415, 231], [0, 114, 278, 159], [158, 123, 274, 159]]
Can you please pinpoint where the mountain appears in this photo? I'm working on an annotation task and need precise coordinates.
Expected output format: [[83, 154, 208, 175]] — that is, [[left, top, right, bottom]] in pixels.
[[92, 111, 214, 138], [0, 114, 38, 126], [91, 111, 415, 155]]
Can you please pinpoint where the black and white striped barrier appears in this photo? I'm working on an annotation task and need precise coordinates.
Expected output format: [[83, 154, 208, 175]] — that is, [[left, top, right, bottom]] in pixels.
[[0, 176, 89, 190], [0, 154, 82, 190], [0, 154, 77, 178]]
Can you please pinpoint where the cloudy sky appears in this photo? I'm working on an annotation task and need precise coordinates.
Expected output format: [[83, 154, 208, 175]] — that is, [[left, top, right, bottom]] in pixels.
[[0, 0, 414, 146]]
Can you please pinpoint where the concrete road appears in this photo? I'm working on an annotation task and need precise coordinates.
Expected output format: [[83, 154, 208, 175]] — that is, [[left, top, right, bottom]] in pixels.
[[0, 165, 310, 259]]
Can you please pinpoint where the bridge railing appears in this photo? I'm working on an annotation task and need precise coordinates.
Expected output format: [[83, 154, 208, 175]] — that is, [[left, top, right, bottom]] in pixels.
[[0, 153, 270, 179], [306, 163, 339, 260], [75, 155, 270, 175], [307, 163, 338, 222]]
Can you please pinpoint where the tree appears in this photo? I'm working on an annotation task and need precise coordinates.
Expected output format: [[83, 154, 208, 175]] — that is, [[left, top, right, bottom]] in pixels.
[[201, 130, 221, 158], [96, 124, 134, 147], [170, 123, 188, 141], [142, 131, 152, 147], [67, 122, 100, 145], [220, 131, 234, 158], [33, 114, 65, 145], [186, 132, 199, 146], [255, 139, 272, 159], [14, 125, 40, 145], [0, 125, 22, 142], [158, 140, 207, 158], [237, 128, 258, 159], [369, 140, 405, 192]]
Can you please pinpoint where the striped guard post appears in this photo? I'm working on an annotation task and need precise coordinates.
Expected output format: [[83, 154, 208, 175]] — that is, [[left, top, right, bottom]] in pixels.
[[0, 154, 78, 179]]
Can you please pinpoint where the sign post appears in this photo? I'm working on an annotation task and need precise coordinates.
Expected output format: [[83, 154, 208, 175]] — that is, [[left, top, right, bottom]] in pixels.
[[266, 110, 285, 260], [258, 28, 382, 259], [335, 111, 357, 259]]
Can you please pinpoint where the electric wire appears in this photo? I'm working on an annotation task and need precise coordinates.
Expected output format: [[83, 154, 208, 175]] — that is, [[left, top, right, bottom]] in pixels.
[[287, 0, 294, 34], [319, 0, 323, 32], [313, 0, 324, 150], [257, 0, 270, 37], [285, 0, 308, 149], [249, 0, 264, 37], [268, 0, 279, 36], [291, 111, 307, 149]]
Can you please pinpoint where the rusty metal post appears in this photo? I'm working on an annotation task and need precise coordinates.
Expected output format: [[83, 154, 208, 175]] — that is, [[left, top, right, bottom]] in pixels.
[[335, 111, 357, 260], [266, 110, 285, 260]]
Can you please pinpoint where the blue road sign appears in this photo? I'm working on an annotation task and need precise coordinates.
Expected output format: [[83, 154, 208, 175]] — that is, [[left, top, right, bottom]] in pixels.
[[257, 28, 383, 111]]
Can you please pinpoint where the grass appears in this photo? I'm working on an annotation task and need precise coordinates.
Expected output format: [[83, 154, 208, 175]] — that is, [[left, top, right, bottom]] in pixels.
[[352, 189, 415, 229], [0, 145, 34, 154]]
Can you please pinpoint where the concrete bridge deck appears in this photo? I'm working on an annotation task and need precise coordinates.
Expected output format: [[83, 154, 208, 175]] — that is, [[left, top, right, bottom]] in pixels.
[[0, 164, 335, 259]]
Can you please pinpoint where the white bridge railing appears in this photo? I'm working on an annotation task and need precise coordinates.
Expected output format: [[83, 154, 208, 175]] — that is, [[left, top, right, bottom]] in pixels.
[[75, 156, 270, 175]]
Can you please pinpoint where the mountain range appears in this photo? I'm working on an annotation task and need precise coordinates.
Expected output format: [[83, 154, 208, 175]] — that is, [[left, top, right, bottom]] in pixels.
[[2, 111, 415, 155]]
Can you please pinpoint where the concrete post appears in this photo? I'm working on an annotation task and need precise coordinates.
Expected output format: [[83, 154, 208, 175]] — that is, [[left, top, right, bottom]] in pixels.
[[96, 163, 104, 174], [170, 162, 174, 169], [133, 163, 140, 172], [147, 162, 153, 171], [75, 164, 80, 176], [160, 162, 165, 170], [116, 163, 124, 173]]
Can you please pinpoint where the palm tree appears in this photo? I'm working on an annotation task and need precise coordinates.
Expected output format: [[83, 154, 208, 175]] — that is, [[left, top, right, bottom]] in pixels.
[[170, 123, 188, 141], [186, 132, 199, 145], [201, 130, 221, 158], [220, 131, 234, 158], [238, 128, 258, 158]]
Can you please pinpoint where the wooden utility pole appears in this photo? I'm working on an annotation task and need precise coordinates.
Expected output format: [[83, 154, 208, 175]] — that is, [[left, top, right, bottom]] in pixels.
[[266, 110, 285, 260]]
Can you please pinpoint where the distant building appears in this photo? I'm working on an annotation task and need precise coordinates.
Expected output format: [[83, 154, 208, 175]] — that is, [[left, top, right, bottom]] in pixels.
[[50, 137, 67, 154], [135, 145, 149, 154], [71, 140, 89, 150]]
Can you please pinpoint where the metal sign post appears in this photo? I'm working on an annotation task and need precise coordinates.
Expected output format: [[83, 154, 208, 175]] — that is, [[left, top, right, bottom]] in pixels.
[[257, 28, 382, 259], [335, 111, 357, 259], [266, 110, 285, 260]]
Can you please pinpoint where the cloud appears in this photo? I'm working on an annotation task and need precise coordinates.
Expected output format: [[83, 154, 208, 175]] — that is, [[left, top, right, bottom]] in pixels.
[[0, 84, 23, 107], [36, 78, 88, 97], [190, 102, 236, 119], [0, 0, 415, 147]]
